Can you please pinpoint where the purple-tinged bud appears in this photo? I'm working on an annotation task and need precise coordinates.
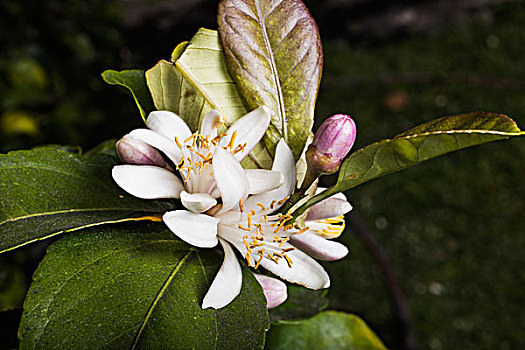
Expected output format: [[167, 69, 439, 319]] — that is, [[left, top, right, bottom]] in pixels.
[[306, 114, 356, 175], [253, 273, 287, 309], [116, 134, 172, 170]]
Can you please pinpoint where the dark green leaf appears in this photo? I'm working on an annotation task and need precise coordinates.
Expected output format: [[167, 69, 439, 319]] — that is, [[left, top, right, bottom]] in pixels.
[[291, 112, 524, 220], [145, 29, 272, 169], [84, 139, 118, 159], [265, 311, 387, 350], [102, 70, 154, 121], [19, 223, 269, 349], [218, 0, 322, 160], [269, 285, 328, 322], [0, 148, 171, 253]]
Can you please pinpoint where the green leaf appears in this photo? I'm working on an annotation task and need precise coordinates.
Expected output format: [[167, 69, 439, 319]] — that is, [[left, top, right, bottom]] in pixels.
[[269, 285, 328, 322], [19, 223, 269, 349], [0, 148, 171, 254], [218, 0, 322, 160], [291, 112, 525, 220], [84, 139, 118, 159], [146, 28, 273, 169], [102, 70, 154, 121], [265, 311, 387, 350]]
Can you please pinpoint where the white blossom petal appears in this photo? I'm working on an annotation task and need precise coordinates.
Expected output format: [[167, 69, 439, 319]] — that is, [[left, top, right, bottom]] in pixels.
[[200, 109, 222, 139], [245, 169, 283, 195], [146, 110, 192, 141], [253, 273, 287, 309], [243, 139, 295, 214], [180, 191, 217, 213], [112, 165, 183, 199], [213, 148, 249, 214], [163, 210, 219, 248], [219, 106, 271, 161], [128, 128, 185, 165], [259, 245, 330, 290], [290, 232, 349, 261], [202, 238, 242, 309], [306, 197, 352, 221]]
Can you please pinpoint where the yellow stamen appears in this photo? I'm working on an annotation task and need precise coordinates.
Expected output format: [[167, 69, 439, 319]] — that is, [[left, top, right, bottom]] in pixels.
[[254, 249, 265, 269], [257, 203, 266, 211], [268, 253, 279, 264], [247, 213, 252, 228], [228, 131, 237, 149], [282, 247, 295, 253], [238, 223, 251, 231], [174, 136, 183, 149], [270, 200, 277, 209], [284, 254, 293, 268], [239, 199, 244, 213], [263, 214, 268, 223], [278, 236, 289, 247], [295, 226, 310, 235]]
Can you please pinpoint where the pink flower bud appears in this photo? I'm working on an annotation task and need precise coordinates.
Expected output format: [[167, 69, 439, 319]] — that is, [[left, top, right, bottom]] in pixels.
[[116, 134, 172, 169], [306, 114, 356, 175], [253, 273, 287, 309]]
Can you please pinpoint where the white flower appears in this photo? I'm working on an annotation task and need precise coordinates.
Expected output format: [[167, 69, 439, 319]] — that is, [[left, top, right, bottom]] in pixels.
[[200, 141, 352, 308], [112, 107, 352, 309]]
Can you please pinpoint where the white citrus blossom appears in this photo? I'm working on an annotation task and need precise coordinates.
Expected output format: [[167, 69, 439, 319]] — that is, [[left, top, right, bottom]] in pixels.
[[112, 107, 352, 309]]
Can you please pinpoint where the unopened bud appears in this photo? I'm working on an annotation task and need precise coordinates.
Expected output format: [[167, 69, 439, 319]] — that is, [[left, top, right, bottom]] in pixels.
[[116, 134, 171, 169], [306, 114, 356, 175], [253, 273, 287, 309]]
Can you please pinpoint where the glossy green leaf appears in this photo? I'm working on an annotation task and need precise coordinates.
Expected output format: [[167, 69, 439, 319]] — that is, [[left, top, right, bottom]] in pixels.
[[19, 223, 269, 349], [265, 311, 387, 350], [291, 112, 525, 220], [102, 70, 154, 121], [269, 285, 328, 322], [146, 28, 273, 169], [218, 0, 322, 160], [0, 148, 171, 254]]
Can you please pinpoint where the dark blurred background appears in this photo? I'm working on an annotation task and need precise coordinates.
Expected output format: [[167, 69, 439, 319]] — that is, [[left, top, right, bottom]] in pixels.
[[0, 0, 524, 349]]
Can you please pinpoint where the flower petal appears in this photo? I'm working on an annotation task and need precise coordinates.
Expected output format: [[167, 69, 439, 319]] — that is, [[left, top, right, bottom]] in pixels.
[[259, 245, 330, 290], [219, 106, 271, 161], [290, 232, 349, 261], [246, 169, 283, 195], [163, 210, 219, 248], [112, 165, 183, 199], [306, 197, 352, 221], [253, 273, 287, 309], [180, 191, 217, 213], [200, 109, 222, 138], [213, 148, 249, 214], [242, 139, 296, 214], [202, 238, 242, 309], [146, 110, 192, 141], [128, 128, 185, 165], [219, 224, 329, 290]]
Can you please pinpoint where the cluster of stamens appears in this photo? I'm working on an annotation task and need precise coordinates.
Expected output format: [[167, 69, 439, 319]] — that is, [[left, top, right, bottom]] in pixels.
[[314, 216, 345, 238], [237, 197, 309, 269], [172, 117, 248, 182]]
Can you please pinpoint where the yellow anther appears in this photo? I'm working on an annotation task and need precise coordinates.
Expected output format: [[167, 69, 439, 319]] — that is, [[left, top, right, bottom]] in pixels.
[[184, 133, 195, 143], [238, 223, 251, 231], [273, 252, 283, 259], [186, 156, 193, 166], [263, 214, 268, 223], [174, 136, 183, 149], [295, 226, 310, 235], [239, 199, 244, 213], [184, 169, 192, 182], [254, 250, 265, 269], [268, 253, 279, 264], [278, 236, 289, 247], [257, 203, 266, 211], [273, 235, 282, 242], [270, 200, 277, 209], [176, 157, 185, 169], [284, 255, 293, 268], [245, 252, 253, 267], [277, 196, 290, 206], [228, 131, 237, 149], [247, 213, 252, 228], [243, 237, 251, 252], [282, 247, 295, 253], [273, 220, 286, 233]]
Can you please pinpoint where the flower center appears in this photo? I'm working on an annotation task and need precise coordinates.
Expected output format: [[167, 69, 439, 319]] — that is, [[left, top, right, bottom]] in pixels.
[[171, 117, 247, 182], [236, 198, 309, 269]]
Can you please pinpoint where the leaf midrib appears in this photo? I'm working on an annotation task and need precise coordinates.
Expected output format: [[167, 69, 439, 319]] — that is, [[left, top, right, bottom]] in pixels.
[[253, 0, 288, 142], [130, 249, 194, 349]]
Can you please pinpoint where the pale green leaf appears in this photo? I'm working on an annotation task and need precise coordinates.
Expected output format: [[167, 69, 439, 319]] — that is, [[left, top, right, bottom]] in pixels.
[[146, 28, 272, 169]]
